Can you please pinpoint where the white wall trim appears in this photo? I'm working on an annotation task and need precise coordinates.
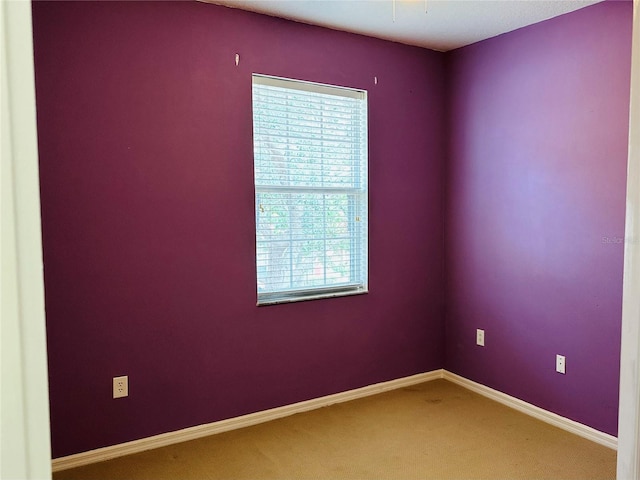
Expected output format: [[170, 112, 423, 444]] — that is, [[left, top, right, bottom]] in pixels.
[[443, 371, 618, 450], [53, 369, 620, 472], [1, 1, 52, 479], [52, 370, 444, 472], [617, 1, 640, 477]]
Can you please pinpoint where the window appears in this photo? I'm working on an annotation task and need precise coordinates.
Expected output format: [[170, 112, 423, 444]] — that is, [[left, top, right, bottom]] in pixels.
[[252, 74, 368, 305]]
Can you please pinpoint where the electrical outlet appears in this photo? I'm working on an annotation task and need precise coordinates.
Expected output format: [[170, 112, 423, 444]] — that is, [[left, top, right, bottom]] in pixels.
[[556, 355, 566, 374], [113, 375, 128, 398], [476, 329, 485, 347]]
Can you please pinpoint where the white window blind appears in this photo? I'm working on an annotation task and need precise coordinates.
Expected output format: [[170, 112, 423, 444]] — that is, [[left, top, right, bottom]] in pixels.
[[252, 74, 368, 305]]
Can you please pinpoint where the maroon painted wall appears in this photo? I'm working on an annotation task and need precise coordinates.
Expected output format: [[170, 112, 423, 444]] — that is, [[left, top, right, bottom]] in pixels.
[[445, 1, 632, 436], [32, 1, 447, 457]]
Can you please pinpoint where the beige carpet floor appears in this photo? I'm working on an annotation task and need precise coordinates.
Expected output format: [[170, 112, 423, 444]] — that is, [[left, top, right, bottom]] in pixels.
[[53, 379, 616, 479]]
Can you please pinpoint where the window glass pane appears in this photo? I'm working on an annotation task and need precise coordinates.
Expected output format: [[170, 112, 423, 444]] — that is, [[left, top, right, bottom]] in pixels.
[[253, 74, 368, 304]]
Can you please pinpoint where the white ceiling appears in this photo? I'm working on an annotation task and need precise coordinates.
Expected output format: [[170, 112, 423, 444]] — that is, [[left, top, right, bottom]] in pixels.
[[208, 0, 603, 52]]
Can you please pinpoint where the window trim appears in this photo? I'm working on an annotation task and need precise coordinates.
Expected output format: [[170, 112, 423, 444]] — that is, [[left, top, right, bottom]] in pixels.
[[252, 74, 365, 101], [252, 74, 369, 306], [258, 284, 368, 306]]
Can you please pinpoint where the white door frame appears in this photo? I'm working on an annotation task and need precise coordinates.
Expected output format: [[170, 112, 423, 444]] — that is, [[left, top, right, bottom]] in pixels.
[[1, 1, 638, 479], [617, 1, 640, 478], [1, 1, 52, 479]]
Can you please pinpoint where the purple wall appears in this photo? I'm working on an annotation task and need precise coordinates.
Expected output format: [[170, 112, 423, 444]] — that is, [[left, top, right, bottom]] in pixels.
[[32, 1, 447, 457], [445, 1, 632, 436]]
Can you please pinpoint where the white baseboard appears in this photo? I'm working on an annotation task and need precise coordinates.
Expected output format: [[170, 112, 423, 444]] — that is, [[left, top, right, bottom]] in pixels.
[[442, 371, 618, 450], [51, 370, 444, 472], [53, 369, 617, 472]]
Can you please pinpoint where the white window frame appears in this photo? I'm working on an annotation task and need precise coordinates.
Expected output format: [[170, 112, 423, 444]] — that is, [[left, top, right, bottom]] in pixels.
[[252, 74, 368, 305]]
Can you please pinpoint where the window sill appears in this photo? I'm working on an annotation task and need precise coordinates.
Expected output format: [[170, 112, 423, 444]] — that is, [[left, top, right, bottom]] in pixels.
[[257, 287, 368, 306]]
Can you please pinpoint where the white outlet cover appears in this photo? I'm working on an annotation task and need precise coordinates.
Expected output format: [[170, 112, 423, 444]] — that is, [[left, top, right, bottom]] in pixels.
[[476, 329, 485, 347], [556, 355, 566, 374], [113, 375, 128, 398]]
